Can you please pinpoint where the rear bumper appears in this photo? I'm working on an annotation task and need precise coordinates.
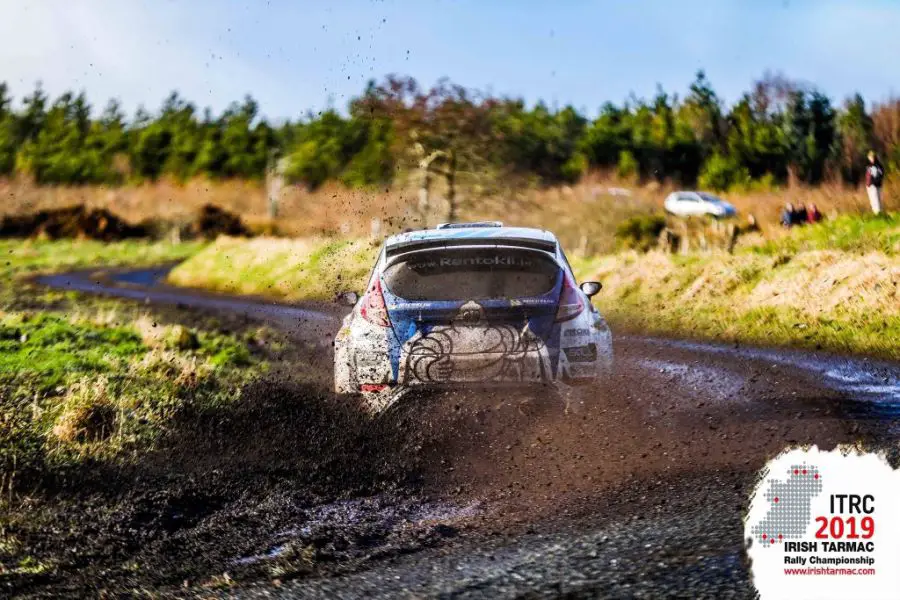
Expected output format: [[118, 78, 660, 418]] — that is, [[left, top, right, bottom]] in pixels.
[[359, 380, 565, 415], [334, 315, 613, 400], [337, 347, 607, 390], [399, 350, 553, 386], [397, 379, 560, 392]]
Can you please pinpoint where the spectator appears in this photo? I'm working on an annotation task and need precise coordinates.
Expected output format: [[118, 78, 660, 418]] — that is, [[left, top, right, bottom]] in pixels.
[[781, 203, 795, 228], [806, 203, 822, 224], [745, 213, 760, 232], [795, 203, 809, 224], [865, 151, 884, 215]]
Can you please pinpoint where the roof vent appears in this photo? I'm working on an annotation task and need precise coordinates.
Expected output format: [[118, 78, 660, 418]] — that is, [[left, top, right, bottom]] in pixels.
[[435, 221, 503, 230]]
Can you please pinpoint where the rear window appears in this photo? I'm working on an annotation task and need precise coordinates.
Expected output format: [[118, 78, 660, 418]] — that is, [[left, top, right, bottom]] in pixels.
[[382, 248, 560, 301]]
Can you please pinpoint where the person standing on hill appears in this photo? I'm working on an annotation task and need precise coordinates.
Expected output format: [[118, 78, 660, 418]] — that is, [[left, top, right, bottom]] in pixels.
[[865, 151, 884, 215]]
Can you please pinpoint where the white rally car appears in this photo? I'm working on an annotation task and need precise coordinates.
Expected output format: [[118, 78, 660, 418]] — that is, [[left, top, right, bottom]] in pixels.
[[334, 222, 613, 413]]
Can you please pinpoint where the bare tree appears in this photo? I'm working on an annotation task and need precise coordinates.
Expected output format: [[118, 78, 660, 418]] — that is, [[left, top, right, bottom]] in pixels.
[[265, 154, 288, 221], [356, 76, 497, 225]]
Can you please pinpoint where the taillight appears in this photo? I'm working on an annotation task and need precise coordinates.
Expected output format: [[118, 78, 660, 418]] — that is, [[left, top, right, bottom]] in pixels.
[[360, 279, 391, 327], [555, 274, 585, 322], [360, 383, 389, 393]]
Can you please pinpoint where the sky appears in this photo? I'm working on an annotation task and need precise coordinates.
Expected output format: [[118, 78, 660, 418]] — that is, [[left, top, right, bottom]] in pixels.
[[1, 0, 899, 121]]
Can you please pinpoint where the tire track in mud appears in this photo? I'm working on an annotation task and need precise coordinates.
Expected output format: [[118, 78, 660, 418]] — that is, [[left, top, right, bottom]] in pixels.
[[24, 266, 900, 598]]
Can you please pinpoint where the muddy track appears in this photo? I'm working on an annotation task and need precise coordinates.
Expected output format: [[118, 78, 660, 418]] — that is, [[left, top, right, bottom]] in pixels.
[[13, 267, 900, 598]]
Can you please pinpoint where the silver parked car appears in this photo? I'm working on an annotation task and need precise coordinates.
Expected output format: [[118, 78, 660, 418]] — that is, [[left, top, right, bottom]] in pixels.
[[663, 191, 737, 219]]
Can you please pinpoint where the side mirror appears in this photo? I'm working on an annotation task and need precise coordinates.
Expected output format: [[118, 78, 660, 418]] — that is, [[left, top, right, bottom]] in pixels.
[[336, 291, 359, 306], [580, 281, 602, 297]]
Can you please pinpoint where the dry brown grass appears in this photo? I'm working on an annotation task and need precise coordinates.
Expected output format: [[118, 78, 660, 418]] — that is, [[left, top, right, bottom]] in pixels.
[[578, 249, 900, 359], [131, 348, 212, 389], [0, 175, 659, 253], [747, 251, 900, 315], [724, 184, 895, 227], [0, 176, 409, 239], [51, 377, 117, 444], [2, 174, 895, 253], [133, 315, 200, 351], [133, 314, 168, 348], [585, 250, 900, 318]]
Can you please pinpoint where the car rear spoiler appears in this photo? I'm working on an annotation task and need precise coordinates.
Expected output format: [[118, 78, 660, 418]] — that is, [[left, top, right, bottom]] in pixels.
[[384, 237, 558, 259]]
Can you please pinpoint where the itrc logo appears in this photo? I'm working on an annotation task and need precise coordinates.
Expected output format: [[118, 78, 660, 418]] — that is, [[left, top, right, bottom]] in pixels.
[[745, 447, 900, 600], [750, 464, 823, 546]]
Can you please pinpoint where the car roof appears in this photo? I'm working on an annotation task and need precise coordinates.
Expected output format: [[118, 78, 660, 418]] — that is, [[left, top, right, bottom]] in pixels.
[[385, 225, 557, 248], [673, 190, 723, 200]]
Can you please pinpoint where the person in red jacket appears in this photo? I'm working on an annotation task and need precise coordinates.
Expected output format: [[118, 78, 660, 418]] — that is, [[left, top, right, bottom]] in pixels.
[[806, 203, 822, 224]]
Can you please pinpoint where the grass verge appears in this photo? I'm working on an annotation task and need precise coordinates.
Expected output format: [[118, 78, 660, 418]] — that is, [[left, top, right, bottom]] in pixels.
[[0, 238, 275, 494], [167, 236, 379, 301], [0, 311, 260, 484], [574, 245, 900, 360], [746, 212, 900, 256]]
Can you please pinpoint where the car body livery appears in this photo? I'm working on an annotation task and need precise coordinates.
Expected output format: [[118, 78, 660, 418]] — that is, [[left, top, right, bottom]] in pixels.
[[334, 222, 613, 413]]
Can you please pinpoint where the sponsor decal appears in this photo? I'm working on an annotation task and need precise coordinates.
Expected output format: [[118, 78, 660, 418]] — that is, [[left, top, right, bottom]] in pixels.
[[408, 254, 536, 271], [564, 328, 590, 337], [746, 447, 900, 599], [563, 344, 597, 362], [399, 301, 551, 384], [388, 297, 557, 311]]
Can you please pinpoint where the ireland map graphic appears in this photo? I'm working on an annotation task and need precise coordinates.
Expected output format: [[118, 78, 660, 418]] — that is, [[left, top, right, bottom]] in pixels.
[[750, 464, 823, 546]]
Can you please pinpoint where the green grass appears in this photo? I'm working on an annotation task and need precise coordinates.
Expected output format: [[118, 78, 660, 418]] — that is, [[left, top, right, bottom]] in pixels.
[[0, 312, 252, 396], [0, 238, 271, 492], [0, 313, 144, 390], [747, 212, 900, 256], [0, 238, 207, 283], [0, 308, 262, 488], [598, 296, 900, 359], [167, 236, 379, 301]]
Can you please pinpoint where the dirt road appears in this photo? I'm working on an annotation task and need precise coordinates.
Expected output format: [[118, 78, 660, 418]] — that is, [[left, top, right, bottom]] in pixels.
[[23, 267, 900, 598]]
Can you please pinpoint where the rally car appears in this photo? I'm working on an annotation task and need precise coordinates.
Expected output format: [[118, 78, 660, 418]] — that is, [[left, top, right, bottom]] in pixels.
[[334, 222, 613, 413]]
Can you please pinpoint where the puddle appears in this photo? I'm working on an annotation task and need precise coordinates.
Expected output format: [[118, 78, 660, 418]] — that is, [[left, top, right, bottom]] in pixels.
[[233, 495, 482, 567], [109, 267, 172, 287], [637, 358, 746, 404], [638, 337, 900, 415]]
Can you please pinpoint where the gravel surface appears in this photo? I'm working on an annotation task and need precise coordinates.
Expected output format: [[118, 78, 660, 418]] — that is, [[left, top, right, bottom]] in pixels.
[[229, 472, 755, 600], [23, 266, 898, 599]]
